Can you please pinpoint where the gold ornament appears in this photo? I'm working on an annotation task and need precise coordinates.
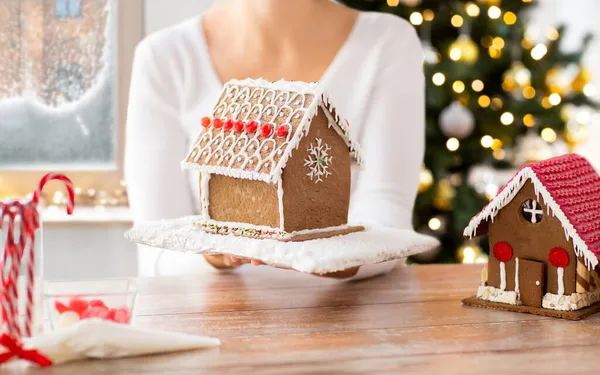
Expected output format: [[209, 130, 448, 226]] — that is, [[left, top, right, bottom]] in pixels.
[[456, 242, 483, 264], [503, 62, 531, 96], [419, 166, 434, 193], [571, 67, 592, 93], [448, 35, 479, 64], [433, 179, 456, 211]]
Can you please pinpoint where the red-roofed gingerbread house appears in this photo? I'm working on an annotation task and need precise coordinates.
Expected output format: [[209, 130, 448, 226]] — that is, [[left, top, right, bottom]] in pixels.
[[181, 78, 364, 241], [462, 154, 600, 319]]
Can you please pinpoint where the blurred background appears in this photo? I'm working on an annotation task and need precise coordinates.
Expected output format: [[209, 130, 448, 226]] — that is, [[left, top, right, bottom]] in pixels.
[[0, 0, 598, 278]]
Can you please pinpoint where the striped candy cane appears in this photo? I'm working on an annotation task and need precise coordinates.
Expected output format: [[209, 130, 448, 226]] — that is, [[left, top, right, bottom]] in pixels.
[[23, 173, 75, 336]]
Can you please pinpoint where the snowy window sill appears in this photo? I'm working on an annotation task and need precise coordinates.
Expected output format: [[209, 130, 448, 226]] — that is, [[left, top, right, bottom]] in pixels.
[[41, 206, 132, 224]]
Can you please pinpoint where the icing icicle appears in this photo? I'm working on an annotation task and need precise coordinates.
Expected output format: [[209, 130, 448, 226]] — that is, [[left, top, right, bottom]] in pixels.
[[557, 267, 565, 296], [277, 179, 285, 230], [200, 173, 211, 221], [514, 257, 520, 295], [500, 262, 506, 291]]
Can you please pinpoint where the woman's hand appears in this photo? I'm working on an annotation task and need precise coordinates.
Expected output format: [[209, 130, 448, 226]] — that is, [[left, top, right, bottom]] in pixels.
[[204, 255, 359, 279]]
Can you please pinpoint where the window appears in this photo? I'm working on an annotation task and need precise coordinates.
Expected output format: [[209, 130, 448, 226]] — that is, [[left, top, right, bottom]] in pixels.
[[0, 0, 143, 196], [55, 0, 82, 18], [521, 199, 543, 224]]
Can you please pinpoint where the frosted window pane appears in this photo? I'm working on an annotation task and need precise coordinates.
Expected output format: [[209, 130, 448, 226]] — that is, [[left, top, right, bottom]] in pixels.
[[0, 0, 116, 169]]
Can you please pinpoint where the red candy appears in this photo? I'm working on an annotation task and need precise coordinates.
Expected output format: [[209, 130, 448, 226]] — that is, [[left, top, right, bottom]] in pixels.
[[224, 119, 234, 131], [58, 297, 132, 325], [493, 241, 513, 262], [82, 306, 110, 320], [89, 299, 107, 308], [245, 120, 258, 133], [234, 120, 244, 133], [213, 118, 224, 129], [260, 123, 273, 137], [548, 247, 569, 268], [112, 307, 131, 324], [201, 117, 211, 128], [54, 301, 69, 314], [68, 298, 89, 316], [275, 125, 289, 138]]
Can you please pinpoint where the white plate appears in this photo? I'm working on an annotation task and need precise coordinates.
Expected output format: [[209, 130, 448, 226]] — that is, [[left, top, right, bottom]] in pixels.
[[125, 216, 440, 274]]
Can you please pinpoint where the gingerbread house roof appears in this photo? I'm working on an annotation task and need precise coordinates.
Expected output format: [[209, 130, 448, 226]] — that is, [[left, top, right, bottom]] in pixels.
[[181, 78, 363, 183], [464, 154, 600, 270]]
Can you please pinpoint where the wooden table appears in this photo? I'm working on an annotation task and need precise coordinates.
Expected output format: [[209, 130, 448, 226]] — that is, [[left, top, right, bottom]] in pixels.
[[28, 264, 600, 374]]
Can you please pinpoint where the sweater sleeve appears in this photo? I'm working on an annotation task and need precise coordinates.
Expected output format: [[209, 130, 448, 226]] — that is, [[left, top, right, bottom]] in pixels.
[[124, 40, 195, 224], [346, 19, 425, 281]]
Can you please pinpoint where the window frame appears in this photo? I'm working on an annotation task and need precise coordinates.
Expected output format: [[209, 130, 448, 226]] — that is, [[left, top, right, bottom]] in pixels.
[[0, 0, 144, 199]]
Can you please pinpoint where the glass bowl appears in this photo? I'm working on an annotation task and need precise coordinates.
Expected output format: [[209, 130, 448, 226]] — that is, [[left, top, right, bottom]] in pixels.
[[44, 278, 137, 331]]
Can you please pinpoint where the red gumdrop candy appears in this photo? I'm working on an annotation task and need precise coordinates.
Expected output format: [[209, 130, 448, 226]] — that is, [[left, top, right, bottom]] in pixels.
[[54, 301, 69, 314], [112, 307, 131, 324], [68, 298, 89, 316], [81, 306, 110, 320], [548, 247, 569, 268], [224, 119, 234, 131], [275, 125, 289, 138], [493, 241, 513, 263], [106, 308, 117, 321], [201, 117, 211, 128], [233, 120, 244, 133], [88, 299, 107, 308], [213, 118, 224, 129], [245, 120, 258, 133], [260, 123, 273, 137]]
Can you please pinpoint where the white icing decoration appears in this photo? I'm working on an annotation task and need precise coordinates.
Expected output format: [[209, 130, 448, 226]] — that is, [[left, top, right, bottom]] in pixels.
[[200, 173, 211, 221], [477, 285, 519, 305], [558, 267, 565, 295], [522, 199, 543, 223], [304, 138, 333, 184], [542, 288, 600, 311], [198, 219, 356, 239], [514, 257, 520, 295], [536, 280, 540, 286], [181, 78, 364, 184], [500, 262, 506, 291], [277, 179, 285, 230], [463, 167, 599, 270]]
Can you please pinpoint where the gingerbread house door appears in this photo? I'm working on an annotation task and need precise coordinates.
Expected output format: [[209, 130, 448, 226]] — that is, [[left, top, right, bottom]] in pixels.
[[519, 259, 545, 307]]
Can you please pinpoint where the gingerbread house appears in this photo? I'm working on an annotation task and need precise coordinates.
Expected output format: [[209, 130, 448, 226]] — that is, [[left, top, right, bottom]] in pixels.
[[181, 78, 364, 241], [462, 154, 600, 320]]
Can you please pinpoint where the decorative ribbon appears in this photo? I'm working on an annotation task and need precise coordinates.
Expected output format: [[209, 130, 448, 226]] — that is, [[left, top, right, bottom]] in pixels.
[[0, 334, 52, 367]]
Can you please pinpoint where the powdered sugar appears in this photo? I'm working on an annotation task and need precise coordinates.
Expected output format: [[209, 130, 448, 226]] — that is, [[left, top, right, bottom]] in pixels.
[[125, 216, 439, 274]]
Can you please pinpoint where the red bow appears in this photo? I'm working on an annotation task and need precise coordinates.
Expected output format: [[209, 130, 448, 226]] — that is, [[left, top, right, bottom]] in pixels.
[[0, 334, 52, 367]]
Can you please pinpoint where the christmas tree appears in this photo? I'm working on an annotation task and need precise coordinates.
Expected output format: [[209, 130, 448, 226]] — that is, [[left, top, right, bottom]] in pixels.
[[339, 0, 598, 263]]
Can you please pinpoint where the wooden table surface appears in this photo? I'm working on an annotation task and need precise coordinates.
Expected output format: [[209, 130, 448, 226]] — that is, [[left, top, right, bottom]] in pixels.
[[27, 264, 600, 374]]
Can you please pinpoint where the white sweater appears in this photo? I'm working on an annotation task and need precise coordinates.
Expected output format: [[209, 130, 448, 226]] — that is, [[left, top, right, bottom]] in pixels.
[[125, 12, 424, 279]]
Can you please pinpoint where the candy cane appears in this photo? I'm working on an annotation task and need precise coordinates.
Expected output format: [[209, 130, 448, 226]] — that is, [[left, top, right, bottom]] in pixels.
[[24, 173, 74, 336], [0, 204, 21, 340], [31, 173, 75, 214]]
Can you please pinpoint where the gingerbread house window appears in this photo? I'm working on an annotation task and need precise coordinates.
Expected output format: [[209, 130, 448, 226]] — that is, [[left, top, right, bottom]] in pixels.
[[521, 199, 543, 224]]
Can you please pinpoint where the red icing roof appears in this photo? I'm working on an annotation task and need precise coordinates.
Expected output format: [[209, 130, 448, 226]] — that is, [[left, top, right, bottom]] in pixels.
[[468, 154, 600, 264]]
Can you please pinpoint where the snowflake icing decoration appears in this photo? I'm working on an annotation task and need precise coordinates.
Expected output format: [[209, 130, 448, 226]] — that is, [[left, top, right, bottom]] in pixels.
[[304, 138, 333, 183]]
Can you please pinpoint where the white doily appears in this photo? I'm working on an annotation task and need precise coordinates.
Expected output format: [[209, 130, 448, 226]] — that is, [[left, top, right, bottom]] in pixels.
[[125, 216, 440, 274]]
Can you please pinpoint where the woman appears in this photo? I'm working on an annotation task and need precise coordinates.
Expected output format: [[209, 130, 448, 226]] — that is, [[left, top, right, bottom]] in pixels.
[[125, 0, 424, 279]]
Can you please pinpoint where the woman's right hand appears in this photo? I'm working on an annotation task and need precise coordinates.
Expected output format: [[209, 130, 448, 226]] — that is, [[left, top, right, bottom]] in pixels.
[[203, 254, 265, 269]]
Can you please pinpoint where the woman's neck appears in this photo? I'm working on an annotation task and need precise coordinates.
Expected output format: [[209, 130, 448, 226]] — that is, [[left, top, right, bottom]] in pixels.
[[214, 0, 339, 43]]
